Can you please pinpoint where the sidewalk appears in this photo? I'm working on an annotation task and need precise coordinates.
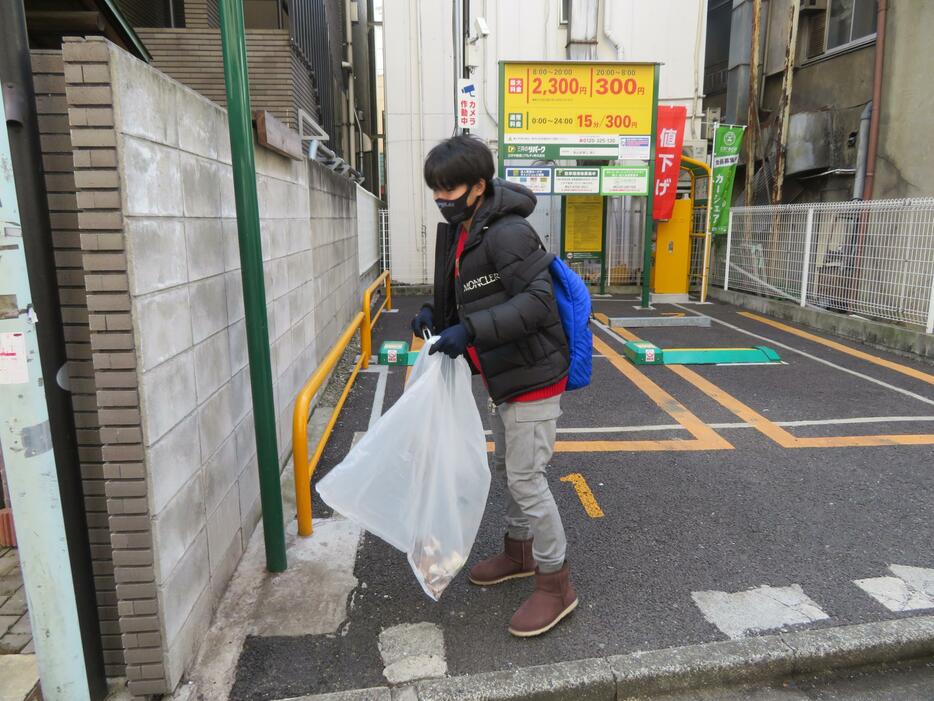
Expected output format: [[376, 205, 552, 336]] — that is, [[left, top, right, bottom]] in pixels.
[[0, 548, 39, 701], [182, 296, 934, 700]]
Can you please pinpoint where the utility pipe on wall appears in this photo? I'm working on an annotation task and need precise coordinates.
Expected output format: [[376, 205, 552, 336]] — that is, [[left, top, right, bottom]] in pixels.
[[862, 0, 888, 200], [568, 0, 598, 60], [602, 0, 624, 60], [745, 0, 762, 206], [771, 0, 802, 204], [344, 0, 357, 169], [852, 101, 872, 200]]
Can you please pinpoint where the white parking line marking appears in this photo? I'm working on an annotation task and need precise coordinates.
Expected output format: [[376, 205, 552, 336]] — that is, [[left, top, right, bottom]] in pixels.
[[692, 584, 830, 639], [854, 565, 934, 612], [673, 304, 934, 408], [368, 365, 389, 429], [479, 416, 934, 436]]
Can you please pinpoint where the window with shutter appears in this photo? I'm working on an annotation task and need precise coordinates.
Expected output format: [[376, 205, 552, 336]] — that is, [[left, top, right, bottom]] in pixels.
[[808, 11, 827, 58]]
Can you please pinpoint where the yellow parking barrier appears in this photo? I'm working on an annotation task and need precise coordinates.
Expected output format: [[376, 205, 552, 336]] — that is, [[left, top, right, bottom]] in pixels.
[[361, 271, 392, 369], [293, 272, 392, 537]]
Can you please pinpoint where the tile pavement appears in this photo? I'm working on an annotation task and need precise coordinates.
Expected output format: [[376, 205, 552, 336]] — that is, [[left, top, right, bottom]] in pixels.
[[0, 549, 32, 654]]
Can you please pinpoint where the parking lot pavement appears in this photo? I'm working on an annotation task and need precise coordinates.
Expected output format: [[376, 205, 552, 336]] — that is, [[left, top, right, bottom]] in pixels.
[[229, 296, 934, 700]]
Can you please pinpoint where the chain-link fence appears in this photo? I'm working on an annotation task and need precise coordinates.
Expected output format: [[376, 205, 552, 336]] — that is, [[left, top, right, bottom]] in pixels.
[[710, 198, 934, 333]]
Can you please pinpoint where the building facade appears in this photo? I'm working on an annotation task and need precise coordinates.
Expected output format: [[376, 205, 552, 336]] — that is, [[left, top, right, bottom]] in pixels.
[[704, 0, 931, 204], [382, 0, 709, 284], [111, 0, 382, 194]]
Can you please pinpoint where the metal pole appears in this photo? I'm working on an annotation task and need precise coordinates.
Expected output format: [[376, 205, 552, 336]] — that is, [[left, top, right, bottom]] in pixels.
[[0, 88, 92, 701], [724, 210, 734, 290], [800, 207, 814, 307], [0, 3, 105, 697], [700, 164, 714, 302], [925, 270, 934, 335], [599, 197, 608, 295], [640, 65, 661, 308], [218, 0, 287, 572]]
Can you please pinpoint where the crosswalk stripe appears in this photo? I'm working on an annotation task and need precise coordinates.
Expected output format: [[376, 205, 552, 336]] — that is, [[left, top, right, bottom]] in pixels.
[[692, 584, 829, 639]]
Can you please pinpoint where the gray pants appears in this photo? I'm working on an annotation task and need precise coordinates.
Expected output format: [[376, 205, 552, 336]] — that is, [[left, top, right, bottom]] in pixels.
[[489, 395, 567, 573]]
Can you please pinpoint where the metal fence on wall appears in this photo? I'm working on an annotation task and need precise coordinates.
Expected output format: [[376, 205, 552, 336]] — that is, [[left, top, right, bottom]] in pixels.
[[710, 198, 934, 333], [379, 208, 391, 273]]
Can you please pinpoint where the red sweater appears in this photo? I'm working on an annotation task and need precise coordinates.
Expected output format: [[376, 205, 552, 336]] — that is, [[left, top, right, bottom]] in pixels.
[[455, 227, 567, 403]]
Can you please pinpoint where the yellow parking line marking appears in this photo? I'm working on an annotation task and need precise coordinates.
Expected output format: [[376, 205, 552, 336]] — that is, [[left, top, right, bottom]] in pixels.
[[667, 364, 797, 448], [668, 352, 934, 449], [738, 312, 934, 386], [560, 473, 604, 518], [602, 319, 934, 449], [592, 335, 728, 448]]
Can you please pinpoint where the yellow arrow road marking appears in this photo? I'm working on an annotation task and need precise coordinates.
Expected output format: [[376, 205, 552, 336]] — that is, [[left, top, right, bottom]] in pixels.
[[662, 312, 686, 317], [560, 473, 605, 518]]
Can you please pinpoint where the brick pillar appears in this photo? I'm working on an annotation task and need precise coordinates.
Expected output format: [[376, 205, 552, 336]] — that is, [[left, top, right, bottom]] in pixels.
[[62, 37, 168, 698], [30, 48, 125, 674]]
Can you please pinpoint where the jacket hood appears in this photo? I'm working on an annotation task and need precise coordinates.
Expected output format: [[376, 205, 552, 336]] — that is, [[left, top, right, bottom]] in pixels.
[[472, 178, 537, 232]]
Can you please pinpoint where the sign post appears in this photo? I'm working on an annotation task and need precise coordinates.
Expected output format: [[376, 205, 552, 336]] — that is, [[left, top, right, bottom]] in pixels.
[[497, 61, 658, 300], [640, 65, 661, 308]]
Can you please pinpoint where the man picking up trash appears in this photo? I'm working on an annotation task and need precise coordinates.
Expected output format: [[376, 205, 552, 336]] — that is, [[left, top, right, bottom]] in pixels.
[[410, 135, 578, 637]]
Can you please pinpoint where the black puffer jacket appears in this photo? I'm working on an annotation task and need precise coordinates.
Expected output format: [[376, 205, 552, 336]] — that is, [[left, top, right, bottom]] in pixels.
[[428, 179, 569, 404]]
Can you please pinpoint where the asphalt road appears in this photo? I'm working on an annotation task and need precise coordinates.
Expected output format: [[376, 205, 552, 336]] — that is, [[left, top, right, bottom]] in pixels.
[[231, 296, 934, 700]]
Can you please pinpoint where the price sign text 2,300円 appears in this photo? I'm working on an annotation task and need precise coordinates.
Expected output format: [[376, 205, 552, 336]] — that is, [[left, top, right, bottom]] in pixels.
[[500, 62, 656, 161]]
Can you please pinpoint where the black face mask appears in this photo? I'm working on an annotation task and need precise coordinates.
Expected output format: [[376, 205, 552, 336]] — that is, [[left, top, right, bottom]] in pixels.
[[435, 188, 478, 225]]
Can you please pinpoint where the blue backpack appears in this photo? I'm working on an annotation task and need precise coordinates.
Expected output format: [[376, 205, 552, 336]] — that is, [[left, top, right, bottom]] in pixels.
[[549, 257, 592, 391]]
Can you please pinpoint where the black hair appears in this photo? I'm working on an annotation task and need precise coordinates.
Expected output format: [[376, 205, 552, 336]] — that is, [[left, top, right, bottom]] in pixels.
[[423, 135, 495, 193]]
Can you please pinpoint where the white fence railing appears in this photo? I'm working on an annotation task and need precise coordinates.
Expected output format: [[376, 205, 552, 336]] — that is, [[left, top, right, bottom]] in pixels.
[[356, 186, 383, 275], [378, 208, 391, 273], [710, 198, 934, 333]]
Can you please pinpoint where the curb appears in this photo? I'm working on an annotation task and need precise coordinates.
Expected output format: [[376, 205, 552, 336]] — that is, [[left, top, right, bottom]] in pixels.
[[707, 287, 934, 362], [284, 615, 934, 700]]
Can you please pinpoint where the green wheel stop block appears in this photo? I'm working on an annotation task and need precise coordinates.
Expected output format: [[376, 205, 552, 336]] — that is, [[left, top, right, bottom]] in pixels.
[[661, 345, 781, 365], [622, 341, 782, 366], [623, 341, 664, 365], [378, 341, 411, 366]]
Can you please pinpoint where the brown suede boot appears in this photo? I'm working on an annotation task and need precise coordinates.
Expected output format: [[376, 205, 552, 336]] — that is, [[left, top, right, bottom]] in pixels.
[[468, 535, 535, 586], [508, 563, 578, 637]]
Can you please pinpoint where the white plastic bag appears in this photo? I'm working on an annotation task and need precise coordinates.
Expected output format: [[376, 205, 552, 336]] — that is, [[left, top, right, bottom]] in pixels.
[[316, 339, 490, 600]]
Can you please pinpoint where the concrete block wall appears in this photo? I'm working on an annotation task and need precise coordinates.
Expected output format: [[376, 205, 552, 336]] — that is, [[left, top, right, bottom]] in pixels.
[[61, 37, 363, 697]]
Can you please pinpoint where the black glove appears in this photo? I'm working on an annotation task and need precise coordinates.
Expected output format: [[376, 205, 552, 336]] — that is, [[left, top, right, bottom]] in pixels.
[[428, 323, 472, 358], [411, 306, 434, 335]]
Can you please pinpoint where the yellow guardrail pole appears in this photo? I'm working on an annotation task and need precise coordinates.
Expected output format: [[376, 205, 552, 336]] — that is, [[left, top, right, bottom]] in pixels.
[[361, 271, 391, 369], [293, 272, 392, 536], [293, 312, 364, 536], [681, 156, 714, 303]]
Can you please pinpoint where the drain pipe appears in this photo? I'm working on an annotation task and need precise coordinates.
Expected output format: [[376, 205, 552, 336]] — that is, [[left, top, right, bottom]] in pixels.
[[602, 0, 624, 60], [568, 0, 599, 60], [852, 101, 872, 199], [343, 0, 357, 170], [862, 0, 888, 200]]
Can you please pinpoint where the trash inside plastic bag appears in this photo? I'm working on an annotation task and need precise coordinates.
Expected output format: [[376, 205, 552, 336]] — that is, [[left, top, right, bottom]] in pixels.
[[316, 338, 490, 600]]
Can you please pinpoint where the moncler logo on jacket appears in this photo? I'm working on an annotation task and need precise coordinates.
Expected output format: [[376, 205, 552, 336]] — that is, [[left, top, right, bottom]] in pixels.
[[462, 272, 501, 292]]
